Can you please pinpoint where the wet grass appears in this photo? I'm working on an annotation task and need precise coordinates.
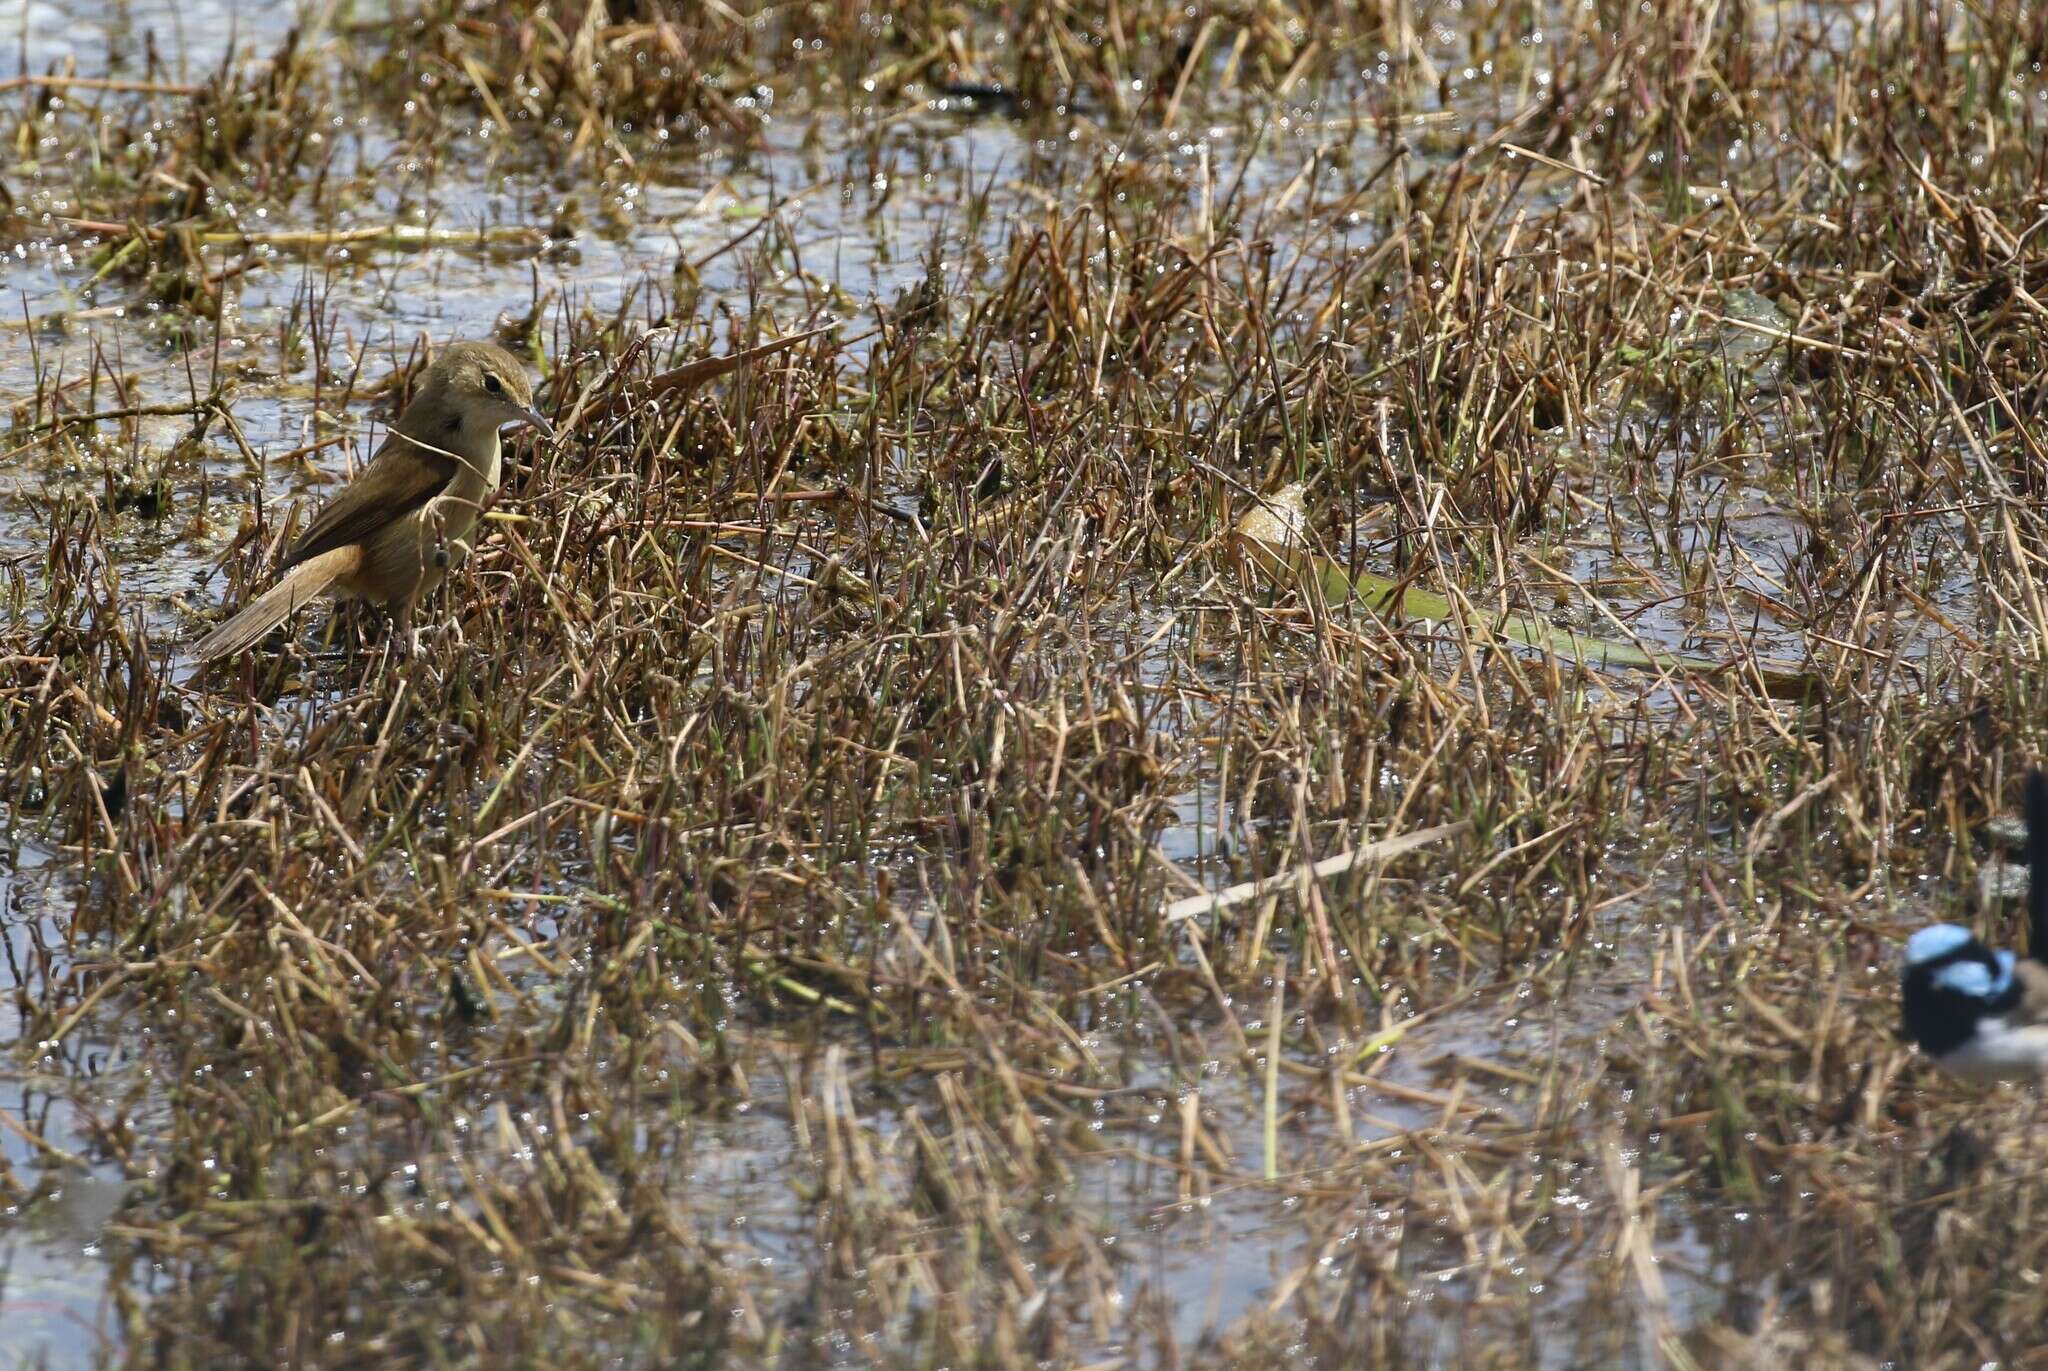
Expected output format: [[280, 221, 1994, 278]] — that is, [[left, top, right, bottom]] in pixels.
[[3, 0, 2048, 1365]]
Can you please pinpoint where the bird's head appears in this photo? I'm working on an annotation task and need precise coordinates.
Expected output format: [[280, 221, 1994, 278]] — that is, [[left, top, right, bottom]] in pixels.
[[1902, 923, 2019, 1057], [410, 340, 554, 441]]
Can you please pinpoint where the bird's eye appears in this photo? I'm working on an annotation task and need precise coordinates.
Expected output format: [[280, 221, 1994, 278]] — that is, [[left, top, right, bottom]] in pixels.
[[483, 373, 504, 395]]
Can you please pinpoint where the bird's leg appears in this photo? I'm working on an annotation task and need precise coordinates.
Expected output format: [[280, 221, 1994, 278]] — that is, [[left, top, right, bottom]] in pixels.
[[391, 597, 419, 660]]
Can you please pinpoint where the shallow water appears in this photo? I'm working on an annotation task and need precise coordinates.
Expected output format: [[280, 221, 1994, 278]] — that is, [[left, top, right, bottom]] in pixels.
[[0, 1, 1932, 1365], [7, 0, 305, 78]]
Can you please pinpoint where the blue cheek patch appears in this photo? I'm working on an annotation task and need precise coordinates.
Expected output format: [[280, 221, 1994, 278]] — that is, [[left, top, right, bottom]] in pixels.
[[1906, 924, 1975, 966], [1931, 957, 2014, 1001]]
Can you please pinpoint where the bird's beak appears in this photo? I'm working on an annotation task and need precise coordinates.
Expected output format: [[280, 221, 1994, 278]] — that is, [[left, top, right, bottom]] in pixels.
[[516, 405, 556, 440]]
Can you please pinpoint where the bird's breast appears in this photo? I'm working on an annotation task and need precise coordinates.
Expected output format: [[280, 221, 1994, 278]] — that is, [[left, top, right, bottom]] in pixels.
[[344, 433, 502, 606]]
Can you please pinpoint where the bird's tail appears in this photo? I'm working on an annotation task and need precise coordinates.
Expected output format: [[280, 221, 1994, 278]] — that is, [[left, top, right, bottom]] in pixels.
[[2028, 768, 2048, 957], [191, 545, 361, 661]]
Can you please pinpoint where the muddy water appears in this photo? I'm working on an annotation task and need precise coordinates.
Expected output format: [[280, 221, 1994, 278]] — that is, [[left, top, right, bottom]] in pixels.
[[0, 4, 1842, 1366]]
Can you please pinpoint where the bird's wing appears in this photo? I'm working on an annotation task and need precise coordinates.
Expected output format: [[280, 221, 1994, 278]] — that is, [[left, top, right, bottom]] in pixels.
[[284, 430, 455, 568], [2010, 959, 2048, 1024]]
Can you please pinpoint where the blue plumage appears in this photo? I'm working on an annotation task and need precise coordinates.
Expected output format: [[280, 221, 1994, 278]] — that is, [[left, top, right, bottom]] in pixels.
[[1905, 923, 1973, 967], [1929, 956, 2009, 1002]]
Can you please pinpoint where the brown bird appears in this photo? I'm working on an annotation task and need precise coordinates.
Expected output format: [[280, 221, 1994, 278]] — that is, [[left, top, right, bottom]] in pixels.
[[193, 341, 553, 662]]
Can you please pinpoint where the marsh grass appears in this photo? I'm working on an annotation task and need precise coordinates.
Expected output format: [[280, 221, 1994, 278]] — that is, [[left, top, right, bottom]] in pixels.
[[2, 0, 2048, 1365]]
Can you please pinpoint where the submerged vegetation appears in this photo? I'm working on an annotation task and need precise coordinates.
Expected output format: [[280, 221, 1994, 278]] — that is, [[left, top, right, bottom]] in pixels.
[[2, 0, 2048, 1364]]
